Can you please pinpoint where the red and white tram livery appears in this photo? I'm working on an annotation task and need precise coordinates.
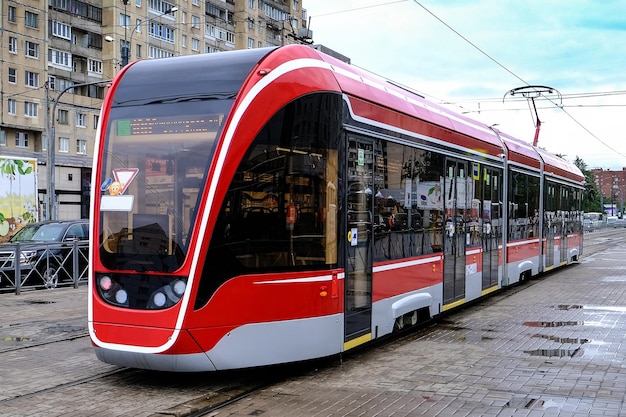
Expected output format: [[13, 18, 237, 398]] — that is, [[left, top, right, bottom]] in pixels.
[[89, 45, 584, 372]]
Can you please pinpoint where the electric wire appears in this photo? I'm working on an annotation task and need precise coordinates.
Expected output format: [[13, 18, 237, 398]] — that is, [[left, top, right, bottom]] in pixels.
[[411, 0, 626, 161]]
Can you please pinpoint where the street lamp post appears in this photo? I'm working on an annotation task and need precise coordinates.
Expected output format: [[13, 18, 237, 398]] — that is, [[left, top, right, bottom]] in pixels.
[[47, 80, 111, 220], [121, 5, 178, 67], [121, 0, 129, 67]]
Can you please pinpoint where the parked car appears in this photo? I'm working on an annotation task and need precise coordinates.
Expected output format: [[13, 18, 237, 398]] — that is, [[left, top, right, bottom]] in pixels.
[[0, 220, 89, 288]]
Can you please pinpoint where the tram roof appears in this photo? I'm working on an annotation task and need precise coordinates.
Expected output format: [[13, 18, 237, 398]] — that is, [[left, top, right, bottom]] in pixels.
[[306, 45, 583, 183], [110, 45, 583, 184], [535, 147, 585, 183]]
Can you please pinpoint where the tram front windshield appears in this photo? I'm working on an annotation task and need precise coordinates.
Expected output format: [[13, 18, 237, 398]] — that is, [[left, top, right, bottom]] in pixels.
[[98, 101, 228, 272]]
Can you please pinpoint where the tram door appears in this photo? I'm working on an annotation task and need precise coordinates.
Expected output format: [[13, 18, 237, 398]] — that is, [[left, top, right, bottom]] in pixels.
[[344, 137, 373, 346], [443, 159, 468, 305], [482, 167, 502, 290]]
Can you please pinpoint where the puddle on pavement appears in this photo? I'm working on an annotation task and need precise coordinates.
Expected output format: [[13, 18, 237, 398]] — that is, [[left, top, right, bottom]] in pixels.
[[553, 304, 583, 310], [531, 334, 590, 344], [522, 320, 583, 327], [524, 347, 582, 357], [24, 299, 55, 304]]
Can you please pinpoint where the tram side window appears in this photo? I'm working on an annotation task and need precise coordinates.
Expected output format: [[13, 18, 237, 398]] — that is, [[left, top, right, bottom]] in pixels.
[[195, 93, 342, 309], [561, 185, 582, 234], [508, 171, 540, 240], [373, 141, 444, 262]]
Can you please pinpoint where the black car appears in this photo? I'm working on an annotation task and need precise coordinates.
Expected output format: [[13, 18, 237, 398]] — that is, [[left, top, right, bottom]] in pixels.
[[0, 220, 89, 288]]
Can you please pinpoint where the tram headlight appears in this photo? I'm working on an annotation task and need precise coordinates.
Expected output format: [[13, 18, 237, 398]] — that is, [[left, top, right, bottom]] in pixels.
[[152, 291, 167, 308], [147, 279, 187, 309], [172, 279, 186, 297], [115, 289, 128, 305]]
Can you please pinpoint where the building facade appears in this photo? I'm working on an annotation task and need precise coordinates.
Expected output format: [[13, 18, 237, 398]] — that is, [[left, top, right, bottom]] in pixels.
[[590, 168, 626, 216], [0, 0, 310, 221]]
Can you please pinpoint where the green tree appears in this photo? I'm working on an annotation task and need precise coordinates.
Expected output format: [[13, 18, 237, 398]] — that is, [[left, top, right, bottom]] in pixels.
[[573, 156, 601, 212]]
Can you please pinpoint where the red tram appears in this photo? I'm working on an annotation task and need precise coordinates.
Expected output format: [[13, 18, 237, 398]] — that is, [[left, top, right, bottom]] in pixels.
[[88, 45, 585, 372]]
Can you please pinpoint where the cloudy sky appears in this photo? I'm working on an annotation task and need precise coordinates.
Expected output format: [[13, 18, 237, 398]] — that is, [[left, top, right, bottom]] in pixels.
[[304, 0, 626, 170]]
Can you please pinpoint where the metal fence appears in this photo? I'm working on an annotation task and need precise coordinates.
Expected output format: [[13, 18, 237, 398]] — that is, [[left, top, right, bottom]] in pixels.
[[584, 219, 626, 232], [0, 241, 89, 294]]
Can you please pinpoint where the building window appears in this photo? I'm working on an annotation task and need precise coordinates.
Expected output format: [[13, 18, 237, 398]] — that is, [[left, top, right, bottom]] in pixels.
[[248, 0, 254, 8], [206, 3, 225, 20], [8, 68, 16, 84], [8, 37, 17, 54], [49, 49, 72, 68], [247, 37, 254, 49], [76, 113, 87, 127], [7, 99, 16, 115], [0, 131, 6, 147], [206, 24, 216, 37], [59, 137, 69, 153], [192, 0, 199, 6], [148, 46, 174, 59], [25, 11, 39, 28], [15, 132, 29, 148], [24, 102, 38, 117], [25, 41, 39, 58], [8, 6, 17, 23], [52, 21, 72, 39], [25, 71, 39, 87], [182, 34, 187, 47], [136, 44, 142, 58], [58, 109, 69, 125], [191, 38, 199, 51], [120, 13, 130, 28], [136, 18, 142, 33], [77, 139, 87, 154], [88, 59, 103, 74], [135, 0, 141, 6], [191, 15, 200, 28], [93, 114, 99, 129], [148, 22, 175, 42], [148, 0, 176, 14]]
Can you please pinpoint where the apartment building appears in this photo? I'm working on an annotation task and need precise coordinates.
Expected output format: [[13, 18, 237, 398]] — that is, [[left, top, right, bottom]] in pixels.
[[0, 0, 310, 221]]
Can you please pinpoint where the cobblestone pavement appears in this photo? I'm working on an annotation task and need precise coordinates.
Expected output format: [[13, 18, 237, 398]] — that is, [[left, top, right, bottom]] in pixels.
[[1, 230, 626, 417], [214, 234, 626, 417]]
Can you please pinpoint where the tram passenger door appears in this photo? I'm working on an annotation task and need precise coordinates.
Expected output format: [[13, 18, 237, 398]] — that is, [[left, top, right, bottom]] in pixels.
[[443, 159, 467, 306], [544, 183, 556, 268], [344, 137, 373, 347], [482, 167, 502, 290]]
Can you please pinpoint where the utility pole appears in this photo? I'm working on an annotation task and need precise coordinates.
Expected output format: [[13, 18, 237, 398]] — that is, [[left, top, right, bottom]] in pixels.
[[44, 81, 52, 221], [46, 80, 111, 220], [121, 0, 129, 68]]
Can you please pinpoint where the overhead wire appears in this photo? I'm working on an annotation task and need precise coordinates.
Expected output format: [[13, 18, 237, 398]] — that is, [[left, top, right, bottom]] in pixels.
[[411, 0, 626, 160]]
